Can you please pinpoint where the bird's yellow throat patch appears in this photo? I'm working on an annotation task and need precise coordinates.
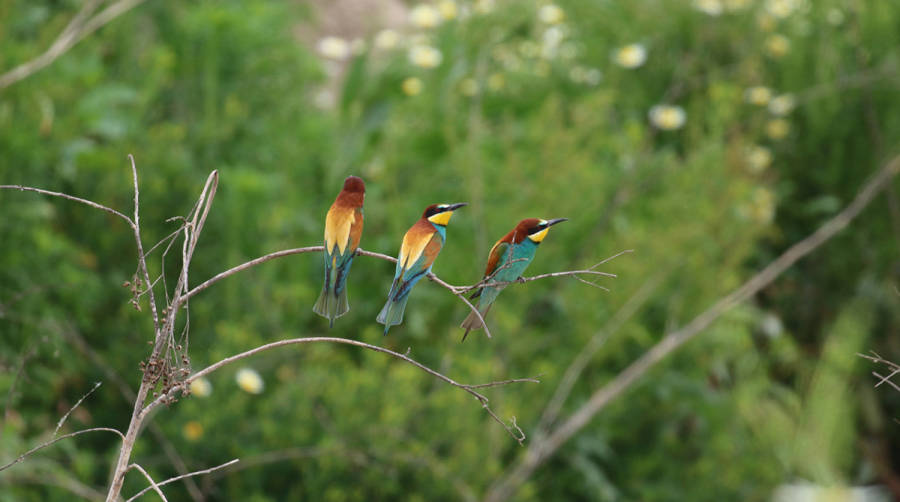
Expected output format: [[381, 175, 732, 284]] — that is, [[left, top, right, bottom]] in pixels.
[[527, 227, 549, 243], [428, 211, 454, 226]]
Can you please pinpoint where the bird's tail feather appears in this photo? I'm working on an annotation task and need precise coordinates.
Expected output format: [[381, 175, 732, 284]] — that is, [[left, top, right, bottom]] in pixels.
[[377, 293, 410, 335], [460, 304, 492, 341]]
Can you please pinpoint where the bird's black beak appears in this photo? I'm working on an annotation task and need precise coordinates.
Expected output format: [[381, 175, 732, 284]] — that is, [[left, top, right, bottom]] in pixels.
[[446, 202, 468, 211], [545, 218, 568, 227]]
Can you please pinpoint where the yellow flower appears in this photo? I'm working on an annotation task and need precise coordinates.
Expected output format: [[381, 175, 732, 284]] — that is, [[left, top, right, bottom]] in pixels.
[[316, 36, 350, 61], [487, 73, 505, 91], [183, 421, 204, 441], [374, 29, 401, 50], [745, 145, 772, 173], [438, 0, 458, 20], [236, 368, 264, 394], [694, 0, 723, 16], [460, 78, 479, 96], [538, 4, 565, 24], [402, 77, 423, 96], [766, 118, 791, 140], [648, 105, 686, 130], [190, 377, 212, 398], [409, 4, 441, 28], [766, 34, 790, 58], [768, 94, 795, 115], [612, 43, 647, 69], [409, 45, 443, 68], [745, 86, 772, 106]]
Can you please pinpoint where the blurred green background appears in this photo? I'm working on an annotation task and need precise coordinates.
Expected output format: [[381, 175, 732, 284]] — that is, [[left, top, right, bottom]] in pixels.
[[2, 0, 899, 500]]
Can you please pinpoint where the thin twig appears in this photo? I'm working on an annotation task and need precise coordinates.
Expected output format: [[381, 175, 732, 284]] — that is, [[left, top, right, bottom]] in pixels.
[[0, 427, 125, 473], [140, 337, 533, 444], [126, 464, 168, 502], [124, 460, 239, 502], [483, 155, 900, 502], [54, 381, 102, 436], [0, 185, 133, 227], [129, 155, 161, 332]]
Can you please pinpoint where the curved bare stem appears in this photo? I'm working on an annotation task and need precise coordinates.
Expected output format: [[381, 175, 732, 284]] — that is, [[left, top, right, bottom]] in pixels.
[[0, 427, 125, 473], [0, 185, 133, 227], [124, 459, 239, 502], [126, 464, 167, 501]]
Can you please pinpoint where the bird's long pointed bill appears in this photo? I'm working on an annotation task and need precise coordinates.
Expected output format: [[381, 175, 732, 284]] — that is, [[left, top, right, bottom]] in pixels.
[[446, 202, 468, 211], [546, 217, 568, 227]]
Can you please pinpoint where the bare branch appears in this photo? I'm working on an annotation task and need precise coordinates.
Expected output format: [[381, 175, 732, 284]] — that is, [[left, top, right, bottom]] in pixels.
[[54, 381, 102, 436], [0, 427, 124, 473], [0, 185, 133, 227], [0, 0, 148, 90], [140, 337, 534, 444], [124, 459, 239, 502], [126, 464, 168, 502], [484, 155, 900, 502], [129, 155, 161, 332]]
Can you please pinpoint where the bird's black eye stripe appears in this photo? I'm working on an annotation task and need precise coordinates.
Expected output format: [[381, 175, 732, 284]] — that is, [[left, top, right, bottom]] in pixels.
[[527, 223, 548, 234]]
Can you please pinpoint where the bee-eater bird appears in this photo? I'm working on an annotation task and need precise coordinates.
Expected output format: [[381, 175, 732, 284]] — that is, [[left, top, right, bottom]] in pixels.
[[460, 217, 567, 340], [377, 202, 468, 335], [313, 175, 365, 327]]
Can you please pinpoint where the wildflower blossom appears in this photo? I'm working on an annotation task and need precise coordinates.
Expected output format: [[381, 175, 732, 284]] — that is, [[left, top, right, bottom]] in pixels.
[[648, 105, 686, 130], [438, 0, 458, 20], [402, 77, 423, 96], [765, 0, 798, 19], [745, 145, 772, 173], [409, 45, 443, 68], [190, 377, 212, 398], [236, 368, 264, 394], [613, 44, 647, 69], [768, 94, 795, 115], [538, 4, 565, 24], [826, 8, 844, 26], [474, 0, 495, 14], [374, 29, 401, 50], [745, 86, 772, 106], [183, 421, 204, 441], [317, 37, 350, 60], [766, 119, 791, 140], [766, 34, 790, 58], [409, 4, 441, 28], [694, 0, 723, 16]]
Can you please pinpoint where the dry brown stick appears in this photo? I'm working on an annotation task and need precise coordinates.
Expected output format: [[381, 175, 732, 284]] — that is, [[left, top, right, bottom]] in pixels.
[[54, 381, 102, 436], [0, 427, 125, 473], [124, 459, 239, 502], [0, 0, 148, 91], [483, 155, 900, 502], [140, 337, 535, 444], [129, 155, 161, 333], [0, 185, 133, 226], [126, 463, 168, 501]]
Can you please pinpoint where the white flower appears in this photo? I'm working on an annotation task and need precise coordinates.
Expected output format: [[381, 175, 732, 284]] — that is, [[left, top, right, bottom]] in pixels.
[[759, 313, 784, 338], [316, 36, 351, 61], [409, 4, 441, 28], [826, 8, 844, 26], [374, 29, 401, 50], [236, 368, 264, 394], [541, 27, 565, 58], [745, 145, 772, 173], [694, 0, 723, 16], [190, 377, 212, 398], [648, 105, 686, 130], [538, 4, 565, 24], [765, 0, 797, 19], [613, 44, 647, 69], [402, 77, 423, 96], [438, 0, 458, 20], [409, 45, 443, 68], [745, 86, 772, 106], [768, 94, 795, 115]]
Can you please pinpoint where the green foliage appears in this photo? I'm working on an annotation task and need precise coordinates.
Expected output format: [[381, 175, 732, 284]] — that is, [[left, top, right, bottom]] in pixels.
[[2, 0, 899, 500]]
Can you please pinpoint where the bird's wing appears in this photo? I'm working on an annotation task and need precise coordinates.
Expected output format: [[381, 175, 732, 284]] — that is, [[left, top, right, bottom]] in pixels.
[[484, 240, 510, 278], [397, 230, 443, 282], [397, 221, 435, 275], [348, 207, 364, 252], [324, 205, 357, 257]]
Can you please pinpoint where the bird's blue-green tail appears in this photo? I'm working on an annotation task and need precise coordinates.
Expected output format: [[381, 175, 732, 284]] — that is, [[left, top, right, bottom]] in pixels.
[[313, 254, 352, 327], [377, 292, 410, 335]]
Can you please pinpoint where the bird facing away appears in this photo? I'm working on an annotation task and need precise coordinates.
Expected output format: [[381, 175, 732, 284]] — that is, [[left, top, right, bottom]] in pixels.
[[460, 217, 567, 340], [313, 176, 365, 327], [377, 202, 468, 335]]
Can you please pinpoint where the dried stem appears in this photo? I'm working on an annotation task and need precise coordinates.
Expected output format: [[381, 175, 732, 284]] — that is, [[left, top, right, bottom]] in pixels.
[[124, 459, 240, 502], [54, 381, 102, 436], [0, 184, 133, 226], [0, 427, 125, 473], [126, 463, 168, 501]]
